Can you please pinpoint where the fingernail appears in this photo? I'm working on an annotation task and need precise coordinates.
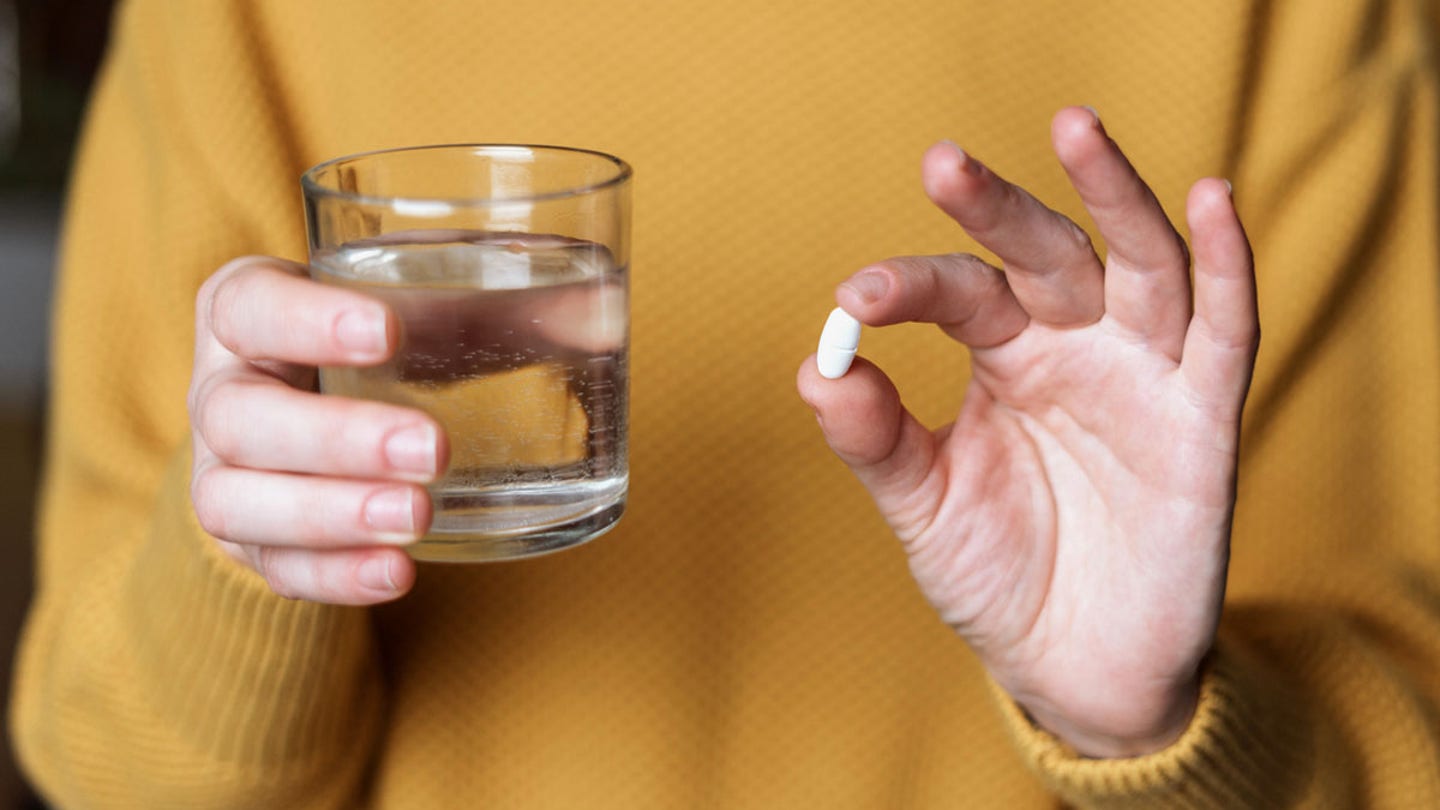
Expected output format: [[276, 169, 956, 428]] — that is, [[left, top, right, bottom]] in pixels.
[[1222, 178, 1234, 196], [335, 308, 388, 357], [363, 487, 418, 541], [357, 556, 398, 592], [1081, 105, 1101, 123], [842, 270, 890, 304], [384, 423, 439, 476]]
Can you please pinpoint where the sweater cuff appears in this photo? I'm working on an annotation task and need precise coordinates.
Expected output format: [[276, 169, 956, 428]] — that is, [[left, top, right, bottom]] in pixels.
[[121, 442, 382, 767], [991, 638, 1316, 808]]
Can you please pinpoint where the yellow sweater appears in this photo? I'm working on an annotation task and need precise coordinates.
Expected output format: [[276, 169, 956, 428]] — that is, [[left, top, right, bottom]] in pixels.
[[11, 0, 1440, 806]]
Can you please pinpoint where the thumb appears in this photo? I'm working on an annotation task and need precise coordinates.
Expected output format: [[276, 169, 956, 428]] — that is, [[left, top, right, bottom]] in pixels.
[[797, 355, 941, 539]]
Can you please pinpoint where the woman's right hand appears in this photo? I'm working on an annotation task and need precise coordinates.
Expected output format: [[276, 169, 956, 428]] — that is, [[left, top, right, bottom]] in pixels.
[[187, 257, 449, 605]]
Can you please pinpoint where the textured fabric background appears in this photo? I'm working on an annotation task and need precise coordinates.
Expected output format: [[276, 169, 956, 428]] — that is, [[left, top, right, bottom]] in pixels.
[[11, 0, 1440, 807]]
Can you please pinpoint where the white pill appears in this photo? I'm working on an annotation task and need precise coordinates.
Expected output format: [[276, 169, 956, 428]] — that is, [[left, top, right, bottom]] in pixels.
[[816, 307, 862, 379]]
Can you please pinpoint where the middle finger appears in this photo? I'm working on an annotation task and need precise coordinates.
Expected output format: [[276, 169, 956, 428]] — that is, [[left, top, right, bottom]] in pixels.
[[1051, 106, 1192, 359], [194, 371, 448, 481]]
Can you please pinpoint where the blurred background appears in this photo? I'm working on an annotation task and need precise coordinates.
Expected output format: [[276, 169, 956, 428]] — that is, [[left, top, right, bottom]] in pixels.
[[1, 0, 116, 806]]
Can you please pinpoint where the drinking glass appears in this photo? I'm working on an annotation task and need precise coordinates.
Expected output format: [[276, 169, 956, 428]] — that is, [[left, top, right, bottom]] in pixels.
[[302, 144, 631, 562]]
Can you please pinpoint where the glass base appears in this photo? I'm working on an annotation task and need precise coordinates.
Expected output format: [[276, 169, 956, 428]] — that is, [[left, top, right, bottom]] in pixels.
[[407, 499, 624, 563]]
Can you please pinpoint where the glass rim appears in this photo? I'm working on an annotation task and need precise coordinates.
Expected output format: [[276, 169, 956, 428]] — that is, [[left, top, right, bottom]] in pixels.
[[300, 143, 633, 208]]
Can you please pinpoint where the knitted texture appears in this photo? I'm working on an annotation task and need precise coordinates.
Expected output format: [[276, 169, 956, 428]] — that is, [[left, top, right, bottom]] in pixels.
[[11, 0, 1440, 807]]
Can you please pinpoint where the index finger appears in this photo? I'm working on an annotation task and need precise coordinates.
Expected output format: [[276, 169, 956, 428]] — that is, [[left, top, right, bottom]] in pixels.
[[921, 141, 1106, 328], [199, 256, 397, 366]]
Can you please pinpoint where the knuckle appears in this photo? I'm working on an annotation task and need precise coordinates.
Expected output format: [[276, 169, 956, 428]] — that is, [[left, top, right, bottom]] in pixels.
[[939, 251, 982, 265], [207, 269, 258, 353], [185, 376, 205, 423], [206, 257, 292, 355], [908, 256, 948, 297], [888, 253, 943, 280], [186, 373, 207, 429], [212, 538, 252, 569], [190, 466, 229, 539], [925, 251, 968, 276], [1061, 218, 1094, 253], [195, 264, 238, 323], [187, 373, 218, 436], [342, 410, 389, 468], [256, 548, 299, 600], [194, 377, 247, 461], [201, 258, 258, 312]]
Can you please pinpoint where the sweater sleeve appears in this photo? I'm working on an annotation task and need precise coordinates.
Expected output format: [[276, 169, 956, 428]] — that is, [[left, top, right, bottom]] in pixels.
[[994, 2, 1440, 805], [994, 584, 1440, 808], [8, 1, 386, 807]]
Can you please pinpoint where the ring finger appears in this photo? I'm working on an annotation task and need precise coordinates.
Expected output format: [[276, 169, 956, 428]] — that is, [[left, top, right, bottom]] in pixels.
[[191, 464, 433, 547]]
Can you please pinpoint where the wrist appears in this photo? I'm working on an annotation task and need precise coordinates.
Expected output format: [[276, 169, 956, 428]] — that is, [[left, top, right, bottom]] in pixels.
[[1008, 674, 1202, 758]]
